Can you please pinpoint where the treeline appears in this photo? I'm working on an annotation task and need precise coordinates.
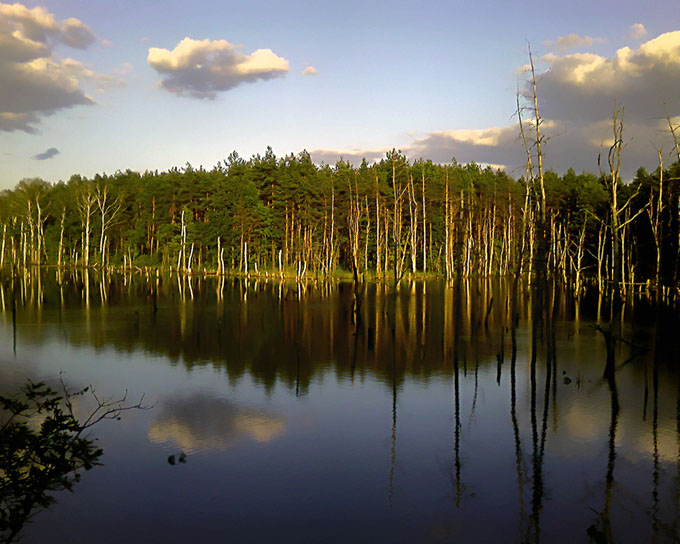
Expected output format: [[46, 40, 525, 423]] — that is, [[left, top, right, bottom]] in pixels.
[[0, 147, 679, 289]]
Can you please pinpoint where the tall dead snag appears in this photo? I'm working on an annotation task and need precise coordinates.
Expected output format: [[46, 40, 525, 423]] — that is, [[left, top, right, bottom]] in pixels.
[[346, 175, 365, 328], [0, 223, 6, 267], [516, 86, 534, 279], [33, 196, 46, 266], [94, 181, 123, 267], [664, 107, 680, 286], [444, 166, 452, 279], [15, 182, 48, 266], [605, 106, 624, 294], [326, 177, 336, 275], [216, 236, 223, 275], [517, 48, 545, 371], [519, 45, 553, 381], [595, 222, 606, 291], [76, 185, 95, 267], [528, 47, 548, 284], [407, 173, 418, 274], [56, 206, 66, 269], [392, 154, 402, 286], [569, 217, 588, 294], [178, 209, 187, 272], [389, 151, 409, 287], [665, 104, 680, 162], [347, 175, 363, 284], [421, 167, 427, 273], [647, 149, 664, 294], [599, 106, 646, 294], [374, 174, 382, 278]]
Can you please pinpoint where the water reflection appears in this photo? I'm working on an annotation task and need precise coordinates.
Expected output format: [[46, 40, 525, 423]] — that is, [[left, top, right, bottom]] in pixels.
[[2, 268, 680, 542], [148, 393, 286, 453]]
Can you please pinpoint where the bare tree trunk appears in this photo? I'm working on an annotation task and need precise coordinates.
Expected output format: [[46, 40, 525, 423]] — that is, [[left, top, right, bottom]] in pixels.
[[21, 222, 26, 267], [0, 223, 5, 268], [647, 150, 664, 294], [284, 206, 289, 268], [348, 177, 363, 283], [35, 197, 45, 265], [573, 218, 587, 293], [94, 183, 123, 268], [25, 200, 35, 265], [329, 179, 336, 274], [187, 242, 194, 273], [364, 197, 370, 274], [421, 168, 427, 273], [390, 156, 409, 287], [77, 187, 95, 267], [601, 106, 646, 294], [181, 210, 187, 272], [151, 196, 156, 257], [57, 207, 66, 268], [607, 106, 624, 294], [375, 175, 381, 277], [665, 105, 680, 162], [408, 174, 418, 274], [444, 167, 451, 279], [529, 47, 548, 283], [596, 222, 606, 291], [392, 158, 400, 286], [516, 88, 533, 278], [217, 237, 222, 275]]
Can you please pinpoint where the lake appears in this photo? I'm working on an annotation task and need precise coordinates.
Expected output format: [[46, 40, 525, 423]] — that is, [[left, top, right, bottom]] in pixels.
[[1, 269, 679, 543]]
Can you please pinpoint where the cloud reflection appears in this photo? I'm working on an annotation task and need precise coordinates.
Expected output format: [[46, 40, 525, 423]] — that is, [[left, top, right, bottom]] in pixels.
[[148, 393, 286, 453]]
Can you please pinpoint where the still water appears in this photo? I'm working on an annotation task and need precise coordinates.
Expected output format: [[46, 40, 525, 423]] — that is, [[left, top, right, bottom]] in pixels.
[[1, 270, 679, 543]]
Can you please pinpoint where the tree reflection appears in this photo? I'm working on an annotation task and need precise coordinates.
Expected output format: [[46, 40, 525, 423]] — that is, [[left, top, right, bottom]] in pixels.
[[586, 357, 620, 544], [4, 269, 680, 541], [526, 286, 552, 544], [451, 280, 463, 507]]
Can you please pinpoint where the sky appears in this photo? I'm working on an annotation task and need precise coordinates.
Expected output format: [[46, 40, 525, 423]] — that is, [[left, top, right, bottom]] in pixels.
[[0, 0, 679, 190]]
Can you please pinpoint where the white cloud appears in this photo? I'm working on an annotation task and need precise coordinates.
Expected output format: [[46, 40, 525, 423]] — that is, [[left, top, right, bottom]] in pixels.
[[309, 147, 389, 165], [0, 111, 38, 132], [60, 17, 96, 49], [406, 125, 523, 166], [544, 33, 605, 53], [148, 394, 286, 452], [408, 39, 680, 175], [147, 37, 289, 99], [482, 163, 507, 171], [404, 119, 672, 177], [302, 65, 318, 76], [0, 4, 95, 49], [312, 116, 672, 179], [536, 31, 680, 123], [0, 2, 109, 133], [630, 23, 648, 40], [309, 31, 679, 179]]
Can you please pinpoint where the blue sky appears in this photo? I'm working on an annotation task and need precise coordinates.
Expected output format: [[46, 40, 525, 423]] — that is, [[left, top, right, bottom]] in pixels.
[[1, 0, 679, 189]]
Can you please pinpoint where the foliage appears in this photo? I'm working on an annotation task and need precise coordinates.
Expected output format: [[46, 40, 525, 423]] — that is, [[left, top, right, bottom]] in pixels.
[[0, 379, 147, 543], [0, 149, 678, 285]]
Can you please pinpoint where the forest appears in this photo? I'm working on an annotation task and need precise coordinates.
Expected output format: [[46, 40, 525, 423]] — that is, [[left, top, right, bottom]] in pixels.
[[1, 63, 680, 300], [1, 141, 679, 293]]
